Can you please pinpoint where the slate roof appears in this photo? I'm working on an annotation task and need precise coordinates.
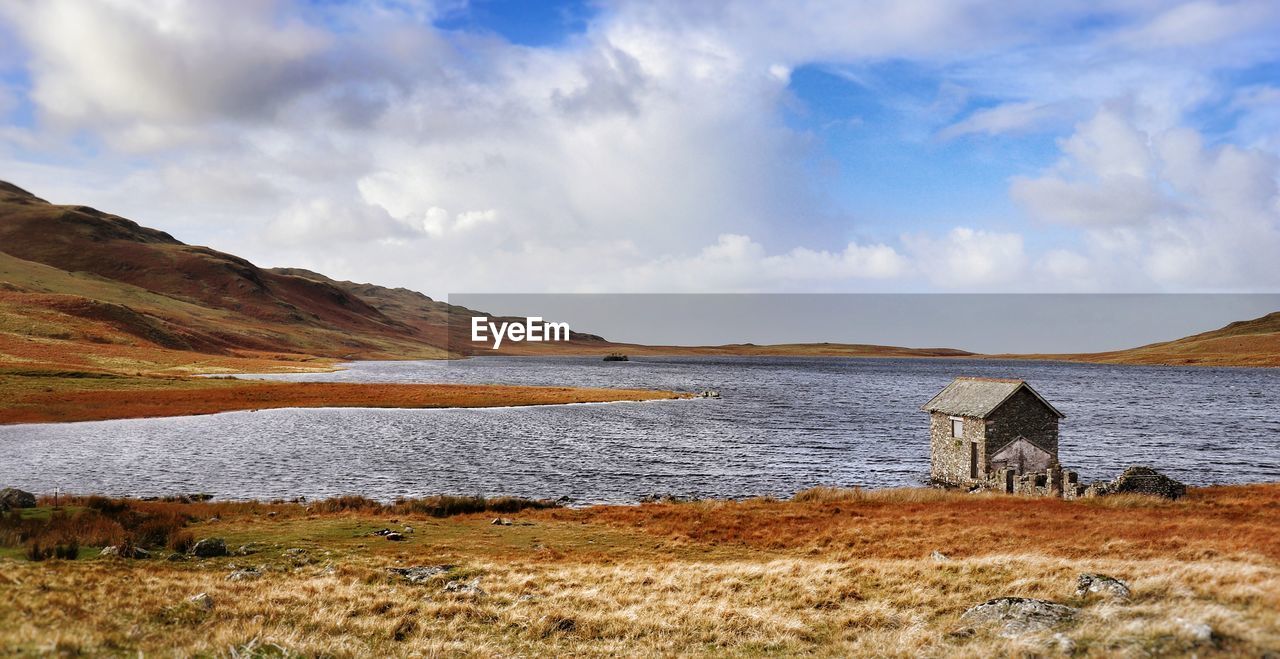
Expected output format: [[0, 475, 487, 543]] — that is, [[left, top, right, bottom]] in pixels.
[[921, 377, 1065, 419]]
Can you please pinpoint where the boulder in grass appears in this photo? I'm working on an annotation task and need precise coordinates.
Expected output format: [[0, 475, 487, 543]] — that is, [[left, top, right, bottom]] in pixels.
[[1075, 573, 1131, 600], [959, 597, 1078, 638], [190, 537, 227, 558], [387, 565, 454, 584], [0, 488, 36, 511]]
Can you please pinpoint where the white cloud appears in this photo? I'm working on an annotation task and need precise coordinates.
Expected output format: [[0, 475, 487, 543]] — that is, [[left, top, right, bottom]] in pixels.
[[939, 100, 1076, 139], [903, 227, 1026, 287], [1011, 108, 1280, 289], [1, 1, 1278, 294]]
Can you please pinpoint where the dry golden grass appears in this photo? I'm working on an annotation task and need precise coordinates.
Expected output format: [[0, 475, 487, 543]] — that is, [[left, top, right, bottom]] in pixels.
[[0, 378, 687, 424], [1, 486, 1278, 656]]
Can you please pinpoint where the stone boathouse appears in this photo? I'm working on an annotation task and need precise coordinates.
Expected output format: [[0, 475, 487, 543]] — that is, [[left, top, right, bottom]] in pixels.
[[922, 377, 1066, 490]]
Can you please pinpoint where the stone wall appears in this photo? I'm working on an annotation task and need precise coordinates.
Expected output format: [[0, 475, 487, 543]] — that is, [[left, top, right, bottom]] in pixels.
[[929, 412, 984, 486], [983, 387, 1059, 461]]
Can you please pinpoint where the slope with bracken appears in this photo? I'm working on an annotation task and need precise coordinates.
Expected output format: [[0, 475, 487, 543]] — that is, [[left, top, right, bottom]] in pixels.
[[0, 181, 460, 373]]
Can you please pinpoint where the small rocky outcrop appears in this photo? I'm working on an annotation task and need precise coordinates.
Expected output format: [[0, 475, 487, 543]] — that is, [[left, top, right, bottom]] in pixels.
[[1097, 466, 1187, 499], [387, 565, 454, 584], [189, 593, 214, 611], [491, 517, 513, 526], [234, 543, 264, 556], [100, 545, 150, 559], [1076, 573, 1131, 600], [227, 567, 262, 581], [1175, 618, 1214, 643], [191, 537, 228, 558], [443, 577, 485, 596], [959, 597, 1078, 638], [930, 551, 951, 562], [0, 488, 36, 511]]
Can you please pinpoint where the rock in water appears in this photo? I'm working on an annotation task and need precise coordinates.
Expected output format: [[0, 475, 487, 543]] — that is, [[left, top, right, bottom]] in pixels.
[[1075, 573, 1131, 600], [0, 488, 36, 510], [190, 537, 227, 558], [959, 597, 1078, 638]]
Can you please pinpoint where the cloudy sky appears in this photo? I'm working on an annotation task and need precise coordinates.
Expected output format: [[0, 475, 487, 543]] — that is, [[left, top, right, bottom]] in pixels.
[[1, 0, 1278, 296]]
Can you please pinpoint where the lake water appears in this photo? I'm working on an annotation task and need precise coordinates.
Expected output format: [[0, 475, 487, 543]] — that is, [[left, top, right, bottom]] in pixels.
[[1, 357, 1277, 503]]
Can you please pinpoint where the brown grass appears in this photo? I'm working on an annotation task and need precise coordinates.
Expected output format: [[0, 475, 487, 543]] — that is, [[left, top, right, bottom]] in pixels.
[[1, 485, 1277, 656], [551, 484, 1280, 562], [0, 379, 687, 424]]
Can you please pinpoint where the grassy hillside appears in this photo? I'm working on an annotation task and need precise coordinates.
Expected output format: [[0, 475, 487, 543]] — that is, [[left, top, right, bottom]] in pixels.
[[1009, 311, 1280, 367]]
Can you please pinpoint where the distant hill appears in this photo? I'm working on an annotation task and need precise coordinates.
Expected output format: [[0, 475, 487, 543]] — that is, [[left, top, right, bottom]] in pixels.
[[995, 311, 1280, 367]]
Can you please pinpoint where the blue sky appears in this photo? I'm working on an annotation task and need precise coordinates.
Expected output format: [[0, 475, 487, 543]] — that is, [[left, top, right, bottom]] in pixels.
[[1, 1, 1278, 294]]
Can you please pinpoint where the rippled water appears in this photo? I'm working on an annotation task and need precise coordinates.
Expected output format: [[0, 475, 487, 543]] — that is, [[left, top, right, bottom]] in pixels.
[[1, 357, 1277, 503]]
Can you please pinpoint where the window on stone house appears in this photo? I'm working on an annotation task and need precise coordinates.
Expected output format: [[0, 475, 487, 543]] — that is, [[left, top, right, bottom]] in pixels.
[[951, 417, 963, 438]]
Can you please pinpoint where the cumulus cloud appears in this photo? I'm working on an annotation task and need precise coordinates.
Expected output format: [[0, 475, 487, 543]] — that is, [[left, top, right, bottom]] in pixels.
[[903, 227, 1027, 287], [0, 1, 1278, 294], [1011, 109, 1280, 289]]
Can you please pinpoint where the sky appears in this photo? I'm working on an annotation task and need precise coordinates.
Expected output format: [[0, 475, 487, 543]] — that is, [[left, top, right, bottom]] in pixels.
[[1, 0, 1279, 297]]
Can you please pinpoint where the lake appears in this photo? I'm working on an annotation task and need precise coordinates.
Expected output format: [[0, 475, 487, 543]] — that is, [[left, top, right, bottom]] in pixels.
[[1, 357, 1277, 503]]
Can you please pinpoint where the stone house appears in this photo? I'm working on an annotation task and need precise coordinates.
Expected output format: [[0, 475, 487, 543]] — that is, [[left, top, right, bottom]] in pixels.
[[921, 377, 1065, 487]]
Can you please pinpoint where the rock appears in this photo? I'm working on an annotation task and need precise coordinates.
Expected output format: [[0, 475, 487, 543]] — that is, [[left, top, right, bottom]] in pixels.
[[166, 552, 187, 562], [190, 537, 227, 558], [1175, 618, 1214, 643], [1102, 466, 1187, 499], [491, 517, 513, 526], [959, 597, 1079, 638], [384, 532, 405, 541], [387, 565, 454, 583], [930, 551, 951, 562], [1075, 573, 1131, 600], [1051, 632, 1077, 654], [0, 488, 37, 510], [189, 593, 214, 611], [443, 577, 485, 596], [227, 567, 262, 581], [402, 526, 414, 533], [284, 548, 307, 556], [100, 545, 149, 559], [234, 543, 264, 556]]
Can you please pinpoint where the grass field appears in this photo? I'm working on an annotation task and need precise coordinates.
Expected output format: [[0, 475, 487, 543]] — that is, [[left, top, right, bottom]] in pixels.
[[1, 485, 1277, 657]]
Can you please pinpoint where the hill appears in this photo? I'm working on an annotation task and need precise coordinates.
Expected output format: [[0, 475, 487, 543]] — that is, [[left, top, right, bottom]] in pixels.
[[1009, 311, 1280, 367]]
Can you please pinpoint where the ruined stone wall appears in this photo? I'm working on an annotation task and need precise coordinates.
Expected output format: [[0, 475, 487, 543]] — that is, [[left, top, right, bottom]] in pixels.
[[929, 412, 984, 486], [983, 387, 1059, 463]]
